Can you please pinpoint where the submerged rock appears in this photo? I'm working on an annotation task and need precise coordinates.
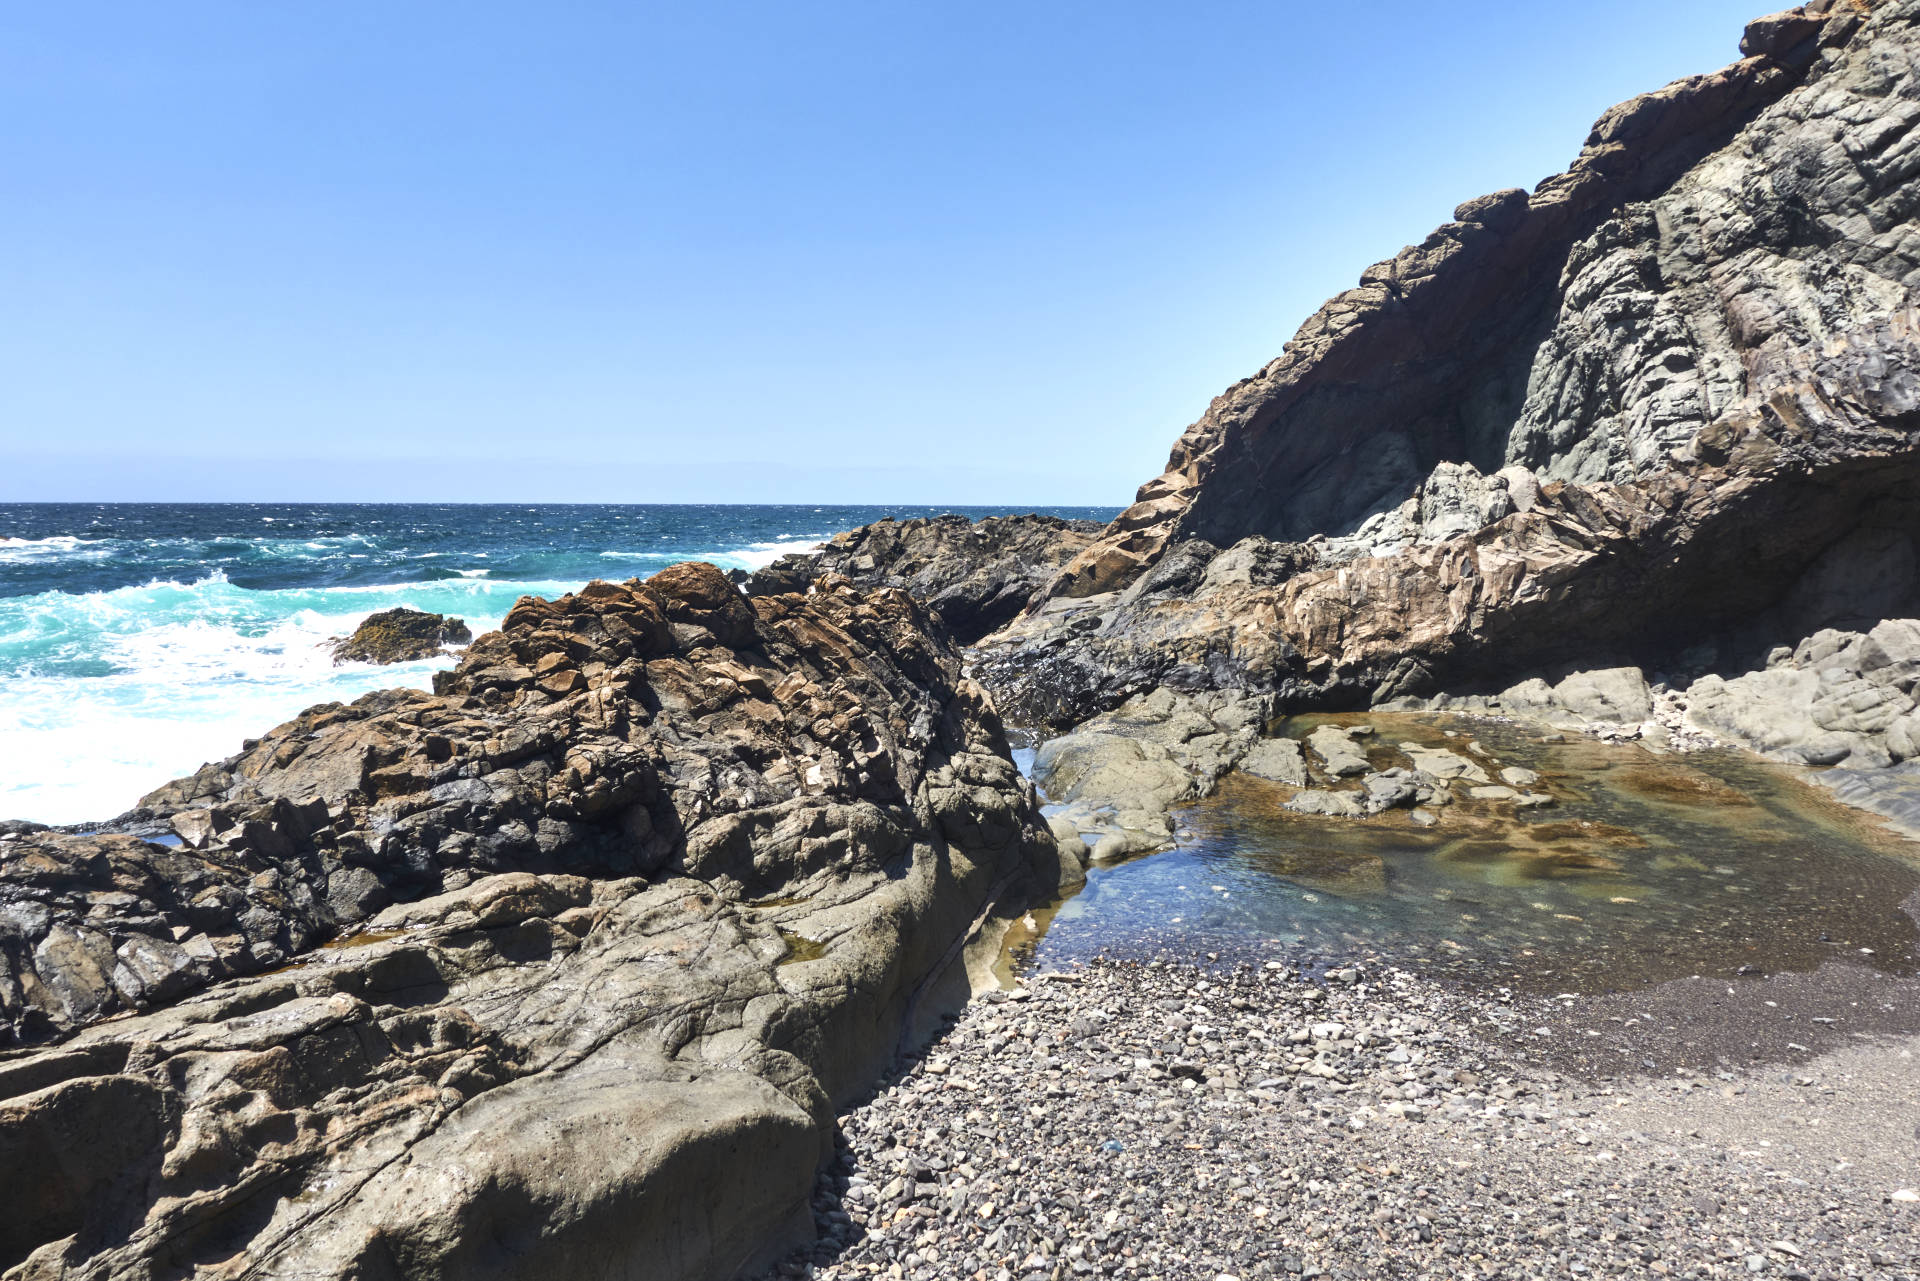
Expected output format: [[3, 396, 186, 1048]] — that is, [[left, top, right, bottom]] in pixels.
[[331, 606, 472, 664], [0, 564, 1072, 1279]]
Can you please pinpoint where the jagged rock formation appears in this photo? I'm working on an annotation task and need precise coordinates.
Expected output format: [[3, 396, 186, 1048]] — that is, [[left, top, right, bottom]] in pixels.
[[1388, 619, 1920, 770], [331, 607, 472, 664], [745, 515, 1105, 645], [984, 0, 1920, 727], [0, 563, 1073, 1280]]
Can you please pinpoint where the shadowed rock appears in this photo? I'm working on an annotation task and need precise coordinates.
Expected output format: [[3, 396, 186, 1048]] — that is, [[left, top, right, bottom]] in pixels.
[[981, 2, 1920, 729]]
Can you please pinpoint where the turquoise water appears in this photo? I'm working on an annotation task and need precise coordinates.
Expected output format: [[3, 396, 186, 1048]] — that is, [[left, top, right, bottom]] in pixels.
[[0, 503, 1115, 823]]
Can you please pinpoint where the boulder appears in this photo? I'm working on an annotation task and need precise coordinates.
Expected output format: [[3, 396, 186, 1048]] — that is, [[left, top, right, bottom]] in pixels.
[[1284, 789, 1368, 818], [331, 607, 472, 664], [1306, 726, 1372, 777], [1239, 737, 1309, 785], [1551, 667, 1653, 725]]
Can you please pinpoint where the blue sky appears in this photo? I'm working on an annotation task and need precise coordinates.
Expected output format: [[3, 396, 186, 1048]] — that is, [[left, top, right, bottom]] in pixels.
[[2, 1, 1765, 505]]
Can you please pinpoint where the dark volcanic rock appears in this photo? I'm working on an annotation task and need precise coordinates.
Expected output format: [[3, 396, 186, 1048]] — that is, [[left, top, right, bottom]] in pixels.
[[745, 514, 1105, 644], [0, 563, 1074, 1280], [331, 606, 473, 664], [983, 1, 1920, 725]]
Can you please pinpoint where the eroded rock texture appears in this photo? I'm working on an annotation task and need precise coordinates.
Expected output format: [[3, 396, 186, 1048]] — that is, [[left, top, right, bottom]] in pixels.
[[746, 514, 1105, 644], [330, 607, 473, 665], [984, 0, 1920, 726], [0, 563, 1072, 1280]]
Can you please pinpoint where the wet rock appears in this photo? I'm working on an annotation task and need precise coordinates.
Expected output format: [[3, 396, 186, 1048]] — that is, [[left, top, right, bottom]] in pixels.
[[1240, 737, 1309, 785], [331, 607, 472, 664], [1284, 789, 1367, 819], [1402, 745, 1490, 784], [1029, 689, 1279, 854]]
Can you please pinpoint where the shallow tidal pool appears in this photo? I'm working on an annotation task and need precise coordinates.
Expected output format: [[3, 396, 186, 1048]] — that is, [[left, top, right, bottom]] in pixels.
[[1012, 714, 1920, 995]]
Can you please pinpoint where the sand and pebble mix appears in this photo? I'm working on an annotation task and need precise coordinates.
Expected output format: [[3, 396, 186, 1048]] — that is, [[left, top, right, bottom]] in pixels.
[[759, 955, 1920, 1281]]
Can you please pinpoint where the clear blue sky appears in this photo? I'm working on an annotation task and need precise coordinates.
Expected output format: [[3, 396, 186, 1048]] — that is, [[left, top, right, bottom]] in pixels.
[[2, 1, 1766, 505]]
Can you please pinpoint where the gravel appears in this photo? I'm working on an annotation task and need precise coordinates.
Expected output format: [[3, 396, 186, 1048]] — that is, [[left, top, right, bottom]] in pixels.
[[757, 956, 1920, 1281]]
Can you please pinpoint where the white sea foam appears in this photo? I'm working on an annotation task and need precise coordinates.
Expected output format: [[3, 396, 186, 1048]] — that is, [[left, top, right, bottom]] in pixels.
[[0, 535, 105, 563], [0, 574, 572, 823], [596, 538, 823, 572], [730, 538, 824, 571], [0, 529, 847, 822]]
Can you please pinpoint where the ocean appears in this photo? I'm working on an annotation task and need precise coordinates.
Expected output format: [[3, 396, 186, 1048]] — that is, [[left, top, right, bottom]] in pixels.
[[0, 503, 1116, 824]]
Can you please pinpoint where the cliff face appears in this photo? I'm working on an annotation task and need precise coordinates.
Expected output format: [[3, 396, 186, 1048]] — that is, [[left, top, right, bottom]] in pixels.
[[0, 565, 1073, 1280], [985, 0, 1920, 725], [745, 514, 1106, 645], [1048, 0, 1910, 596]]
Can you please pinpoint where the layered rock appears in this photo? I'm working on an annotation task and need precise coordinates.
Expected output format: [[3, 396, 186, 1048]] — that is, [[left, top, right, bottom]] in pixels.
[[746, 514, 1105, 644], [331, 606, 472, 664], [0, 563, 1073, 1280], [985, 1, 1920, 730]]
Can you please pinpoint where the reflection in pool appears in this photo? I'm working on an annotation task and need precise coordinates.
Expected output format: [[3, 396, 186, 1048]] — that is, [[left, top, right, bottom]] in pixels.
[[1013, 714, 1920, 995]]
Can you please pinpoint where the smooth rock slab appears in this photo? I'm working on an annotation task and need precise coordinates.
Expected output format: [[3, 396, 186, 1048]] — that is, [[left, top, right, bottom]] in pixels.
[[1307, 726, 1372, 777]]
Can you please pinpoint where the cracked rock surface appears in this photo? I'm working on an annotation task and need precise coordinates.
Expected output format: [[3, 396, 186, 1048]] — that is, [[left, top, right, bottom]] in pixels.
[[980, 1, 1920, 729], [0, 563, 1074, 1281]]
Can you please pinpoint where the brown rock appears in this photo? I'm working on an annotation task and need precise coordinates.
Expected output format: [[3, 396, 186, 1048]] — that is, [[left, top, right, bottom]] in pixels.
[[331, 607, 472, 664], [0, 568, 1072, 1280], [745, 514, 1107, 644]]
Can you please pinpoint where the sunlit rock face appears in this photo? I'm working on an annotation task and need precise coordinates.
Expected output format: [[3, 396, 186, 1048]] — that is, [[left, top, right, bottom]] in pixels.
[[987, 1, 1920, 725]]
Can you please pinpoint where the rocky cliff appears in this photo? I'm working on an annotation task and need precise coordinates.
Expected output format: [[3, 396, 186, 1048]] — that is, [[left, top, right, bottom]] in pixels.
[[745, 514, 1106, 645], [0, 563, 1074, 1280], [982, 0, 1920, 728]]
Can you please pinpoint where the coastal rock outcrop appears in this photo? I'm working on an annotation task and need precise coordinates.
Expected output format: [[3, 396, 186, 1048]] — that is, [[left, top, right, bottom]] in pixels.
[[1029, 688, 1273, 860], [331, 606, 473, 664], [981, 1, 1920, 730], [0, 564, 1072, 1280], [746, 514, 1105, 645]]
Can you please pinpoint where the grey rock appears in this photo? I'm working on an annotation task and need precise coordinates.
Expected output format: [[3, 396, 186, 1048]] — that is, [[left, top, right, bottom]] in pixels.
[[1239, 737, 1309, 785], [1307, 726, 1372, 777], [1551, 667, 1653, 725], [1284, 789, 1368, 818], [1402, 745, 1490, 784]]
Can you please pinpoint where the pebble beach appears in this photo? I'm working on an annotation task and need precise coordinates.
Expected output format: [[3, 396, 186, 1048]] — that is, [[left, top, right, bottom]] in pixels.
[[761, 956, 1920, 1281]]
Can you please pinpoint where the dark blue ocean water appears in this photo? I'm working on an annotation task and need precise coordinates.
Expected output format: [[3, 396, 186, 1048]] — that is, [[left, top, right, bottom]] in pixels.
[[0, 503, 1115, 822]]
